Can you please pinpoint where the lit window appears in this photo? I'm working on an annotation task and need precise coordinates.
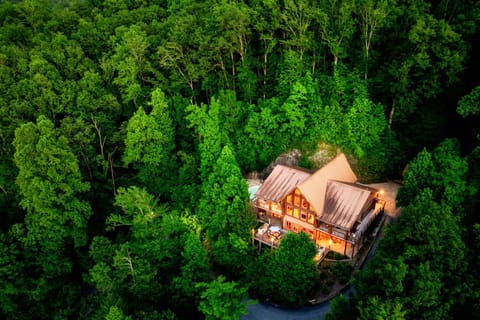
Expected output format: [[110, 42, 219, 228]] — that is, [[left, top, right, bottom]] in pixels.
[[287, 205, 293, 216], [287, 194, 293, 203], [271, 202, 281, 213], [308, 213, 314, 224], [302, 199, 308, 208], [294, 195, 301, 206]]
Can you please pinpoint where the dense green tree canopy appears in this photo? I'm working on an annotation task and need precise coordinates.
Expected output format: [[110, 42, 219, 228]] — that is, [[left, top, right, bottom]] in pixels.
[[123, 88, 176, 196], [197, 275, 252, 320], [13, 115, 91, 256], [255, 232, 318, 306], [329, 136, 479, 319], [0, 0, 478, 318], [198, 145, 256, 273]]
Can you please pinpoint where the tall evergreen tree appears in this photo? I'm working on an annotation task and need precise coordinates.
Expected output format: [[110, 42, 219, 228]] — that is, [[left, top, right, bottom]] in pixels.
[[198, 145, 255, 273]]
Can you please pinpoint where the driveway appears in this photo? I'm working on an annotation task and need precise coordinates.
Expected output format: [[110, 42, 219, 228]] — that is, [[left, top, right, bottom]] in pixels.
[[367, 181, 402, 218], [241, 301, 331, 320]]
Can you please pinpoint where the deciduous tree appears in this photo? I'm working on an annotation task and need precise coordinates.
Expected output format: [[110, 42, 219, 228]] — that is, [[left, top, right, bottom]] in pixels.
[[12, 115, 92, 318], [257, 232, 317, 305], [13, 115, 91, 259], [319, 0, 356, 66], [123, 88, 176, 196], [197, 275, 252, 320]]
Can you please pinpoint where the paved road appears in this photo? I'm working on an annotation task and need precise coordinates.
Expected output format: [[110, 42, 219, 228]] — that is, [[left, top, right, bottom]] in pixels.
[[241, 301, 330, 320]]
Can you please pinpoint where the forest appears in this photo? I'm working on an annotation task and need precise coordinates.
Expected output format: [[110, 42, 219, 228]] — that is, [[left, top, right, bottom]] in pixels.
[[0, 0, 479, 319]]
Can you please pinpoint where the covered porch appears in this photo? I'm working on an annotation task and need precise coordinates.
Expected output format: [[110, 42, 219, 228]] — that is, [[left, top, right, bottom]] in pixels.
[[315, 231, 358, 258]]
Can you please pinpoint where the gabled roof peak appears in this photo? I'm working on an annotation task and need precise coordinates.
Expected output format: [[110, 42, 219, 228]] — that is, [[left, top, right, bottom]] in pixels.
[[255, 165, 312, 202], [298, 153, 357, 214], [255, 153, 360, 213]]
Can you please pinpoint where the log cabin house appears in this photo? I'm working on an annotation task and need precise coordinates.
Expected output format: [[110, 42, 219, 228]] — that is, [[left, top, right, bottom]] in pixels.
[[254, 153, 384, 258]]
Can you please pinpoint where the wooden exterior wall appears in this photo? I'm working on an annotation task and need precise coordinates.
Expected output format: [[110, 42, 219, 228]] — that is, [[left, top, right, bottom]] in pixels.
[[283, 188, 316, 225], [315, 228, 361, 258], [255, 198, 283, 219], [283, 215, 316, 240], [255, 185, 378, 258]]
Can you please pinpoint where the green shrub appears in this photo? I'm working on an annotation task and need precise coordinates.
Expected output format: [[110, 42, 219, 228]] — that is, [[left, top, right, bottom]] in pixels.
[[332, 262, 353, 284]]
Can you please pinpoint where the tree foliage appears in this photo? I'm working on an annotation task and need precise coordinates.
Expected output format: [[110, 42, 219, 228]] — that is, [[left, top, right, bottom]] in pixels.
[[457, 85, 480, 117], [336, 139, 473, 319], [197, 275, 252, 320], [255, 232, 317, 306], [13, 115, 91, 256], [89, 186, 208, 318], [198, 145, 255, 272], [123, 88, 176, 195]]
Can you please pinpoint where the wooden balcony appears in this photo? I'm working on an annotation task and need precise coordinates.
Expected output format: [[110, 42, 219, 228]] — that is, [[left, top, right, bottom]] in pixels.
[[254, 223, 287, 249]]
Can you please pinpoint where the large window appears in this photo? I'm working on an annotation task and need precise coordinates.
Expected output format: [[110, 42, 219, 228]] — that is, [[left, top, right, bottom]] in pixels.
[[294, 193, 301, 205], [286, 194, 293, 203], [285, 190, 317, 224], [286, 205, 293, 216], [308, 213, 315, 224], [301, 211, 307, 221], [302, 198, 309, 209]]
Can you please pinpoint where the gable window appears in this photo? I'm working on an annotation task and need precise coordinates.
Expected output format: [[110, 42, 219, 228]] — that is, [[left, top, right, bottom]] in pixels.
[[286, 205, 293, 216], [301, 211, 307, 221], [302, 199, 309, 209], [308, 213, 315, 224], [294, 195, 301, 206], [286, 194, 293, 203]]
